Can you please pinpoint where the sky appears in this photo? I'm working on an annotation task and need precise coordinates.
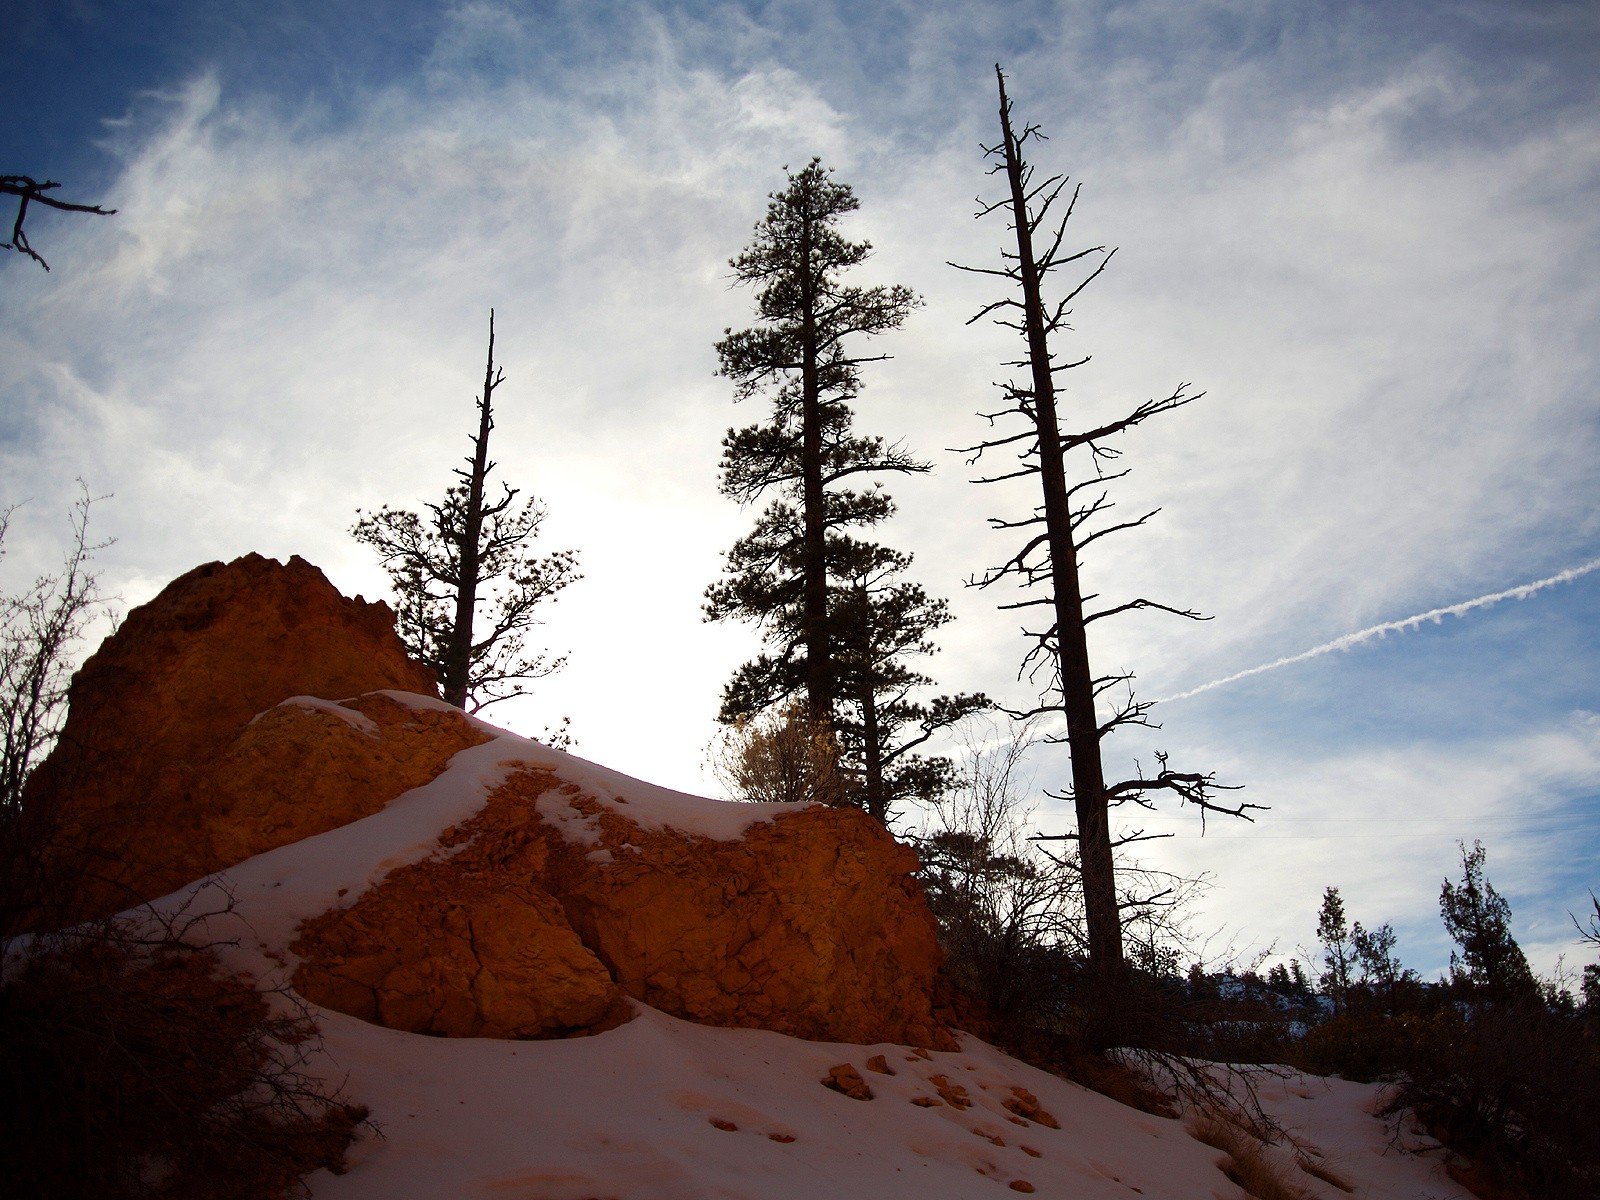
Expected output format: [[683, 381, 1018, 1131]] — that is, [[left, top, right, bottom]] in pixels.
[[3, 0, 1597, 983]]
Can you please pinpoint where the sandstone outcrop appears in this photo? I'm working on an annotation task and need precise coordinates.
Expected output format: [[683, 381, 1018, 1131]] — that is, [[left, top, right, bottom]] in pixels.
[[28, 554, 440, 920], [290, 771, 626, 1040], [291, 743, 955, 1048], [34, 553, 954, 1047]]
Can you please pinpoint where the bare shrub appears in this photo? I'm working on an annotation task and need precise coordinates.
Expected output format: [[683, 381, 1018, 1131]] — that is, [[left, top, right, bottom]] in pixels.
[[914, 719, 1283, 1133], [915, 718, 1084, 1034], [708, 700, 846, 806], [3, 907, 367, 1198], [1, 498, 369, 1196], [1187, 1110, 1316, 1200]]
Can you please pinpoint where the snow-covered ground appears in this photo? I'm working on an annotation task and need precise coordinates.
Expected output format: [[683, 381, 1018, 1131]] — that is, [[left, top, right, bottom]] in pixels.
[[299, 1003, 1474, 1200], [142, 694, 1474, 1200]]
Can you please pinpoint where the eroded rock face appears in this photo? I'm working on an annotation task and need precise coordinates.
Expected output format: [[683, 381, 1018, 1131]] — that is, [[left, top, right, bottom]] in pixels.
[[203, 692, 488, 872], [520, 778, 952, 1048], [292, 767, 627, 1040], [290, 726, 954, 1049], [28, 554, 441, 921], [33, 552, 953, 1047]]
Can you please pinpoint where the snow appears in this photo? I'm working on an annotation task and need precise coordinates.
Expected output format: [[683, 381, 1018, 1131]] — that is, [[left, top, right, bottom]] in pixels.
[[266, 696, 382, 737], [120, 691, 1473, 1200], [385, 689, 813, 842], [293, 1008, 1474, 1200]]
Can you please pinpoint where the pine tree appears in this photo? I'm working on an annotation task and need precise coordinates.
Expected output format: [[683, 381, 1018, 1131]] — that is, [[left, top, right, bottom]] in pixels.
[[1440, 840, 1537, 1003], [706, 159, 980, 818], [1316, 886, 1353, 1014], [354, 311, 580, 714], [831, 561, 988, 821]]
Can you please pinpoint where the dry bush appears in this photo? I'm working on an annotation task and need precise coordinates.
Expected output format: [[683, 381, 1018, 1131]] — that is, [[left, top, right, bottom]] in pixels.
[[1294, 1150, 1356, 1194], [708, 700, 846, 806], [1188, 1110, 1317, 1200], [2, 910, 367, 1199]]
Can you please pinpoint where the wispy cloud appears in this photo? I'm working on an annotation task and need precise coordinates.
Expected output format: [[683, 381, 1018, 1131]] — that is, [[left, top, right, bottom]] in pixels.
[[1158, 558, 1600, 703]]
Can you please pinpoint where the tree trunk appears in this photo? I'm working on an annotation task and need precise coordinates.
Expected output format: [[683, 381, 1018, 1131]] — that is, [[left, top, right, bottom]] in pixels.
[[798, 200, 833, 728], [442, 311, 497, 709], [995, 68, 1124, 978], [861, 684, 885, 821]]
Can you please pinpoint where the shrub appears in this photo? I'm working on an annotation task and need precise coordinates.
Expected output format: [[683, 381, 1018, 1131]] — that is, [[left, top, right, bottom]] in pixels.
[[707, 700, 845, 806], [1378, 1001, 1600, 1200], [2, 917, 367, 1199]]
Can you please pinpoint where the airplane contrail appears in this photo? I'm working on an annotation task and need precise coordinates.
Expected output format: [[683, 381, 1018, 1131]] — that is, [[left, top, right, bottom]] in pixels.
[[1156, 557, 1600, 704]]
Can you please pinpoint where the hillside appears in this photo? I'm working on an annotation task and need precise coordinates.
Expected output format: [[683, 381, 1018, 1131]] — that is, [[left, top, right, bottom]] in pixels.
[[16, 554, 1480, 1198], [134, 693, 1472, 1200]]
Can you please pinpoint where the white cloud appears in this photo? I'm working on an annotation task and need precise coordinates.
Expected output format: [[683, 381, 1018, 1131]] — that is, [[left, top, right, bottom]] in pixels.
[[1066, 711, 1600, 977]]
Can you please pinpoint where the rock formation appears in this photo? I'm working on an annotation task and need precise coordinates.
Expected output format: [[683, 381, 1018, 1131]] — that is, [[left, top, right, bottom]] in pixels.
[[32, 553, 954, 1048], [290, 729, 954, 1048], [27, 553, 440, 920]]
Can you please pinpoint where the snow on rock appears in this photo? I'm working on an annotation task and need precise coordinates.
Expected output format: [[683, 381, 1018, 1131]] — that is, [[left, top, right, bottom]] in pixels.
[[287, 694, 953, 1047], [41, 554, 1476, 1200]]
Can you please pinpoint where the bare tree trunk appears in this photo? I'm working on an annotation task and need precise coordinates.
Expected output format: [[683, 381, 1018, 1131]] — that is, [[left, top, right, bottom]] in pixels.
[[994, 69, 1123, 977], [442, 311, 500, 709]]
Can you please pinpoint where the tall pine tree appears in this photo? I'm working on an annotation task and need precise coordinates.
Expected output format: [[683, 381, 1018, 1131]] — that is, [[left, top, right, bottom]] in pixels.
[[706, 159, 983, 820]]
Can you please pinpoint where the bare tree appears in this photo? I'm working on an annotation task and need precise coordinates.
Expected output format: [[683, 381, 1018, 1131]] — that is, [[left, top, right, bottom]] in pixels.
[[1575, 892, 1600, 950], [2, 175, 116, 271], [954, 66, 1260, 985], [353, 311, 579, 714], [0, 487, 114, 932], [1, 488, 109, 813]]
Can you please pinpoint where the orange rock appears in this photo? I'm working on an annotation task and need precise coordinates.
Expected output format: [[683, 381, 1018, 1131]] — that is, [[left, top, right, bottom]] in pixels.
[[293, 756, 954, 1047], [1003, 1086, 1060, 1129], [27, 553, 959, 1048], [822, 1064, 874, 1101], [768, 1133, 796, 1144], [514, 775, 956, 1049], [929, 1073, 973, 1109], [26, 554, 439, 923], [291, 768, 623, 1039], [865, 1054, 896, 1075], [911, 1096, 942, 1107], [1008, 1182, 1035, 1193], [204, 692, 488, 871], [709, 1118, 738, 1132]]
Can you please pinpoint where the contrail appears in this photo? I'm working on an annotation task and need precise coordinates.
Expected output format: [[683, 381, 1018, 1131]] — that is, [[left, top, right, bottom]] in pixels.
[[1157, 557, 1600, 704]]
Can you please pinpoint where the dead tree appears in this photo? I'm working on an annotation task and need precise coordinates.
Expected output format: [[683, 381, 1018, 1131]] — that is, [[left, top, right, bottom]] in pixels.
[[954, 66, 1261, 984], [2, 176, 116, 271], [353, 311, 579, 713]]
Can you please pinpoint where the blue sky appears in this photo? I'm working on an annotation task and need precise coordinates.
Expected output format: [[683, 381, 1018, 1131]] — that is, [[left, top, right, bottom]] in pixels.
[[3, 0, 1597, 982]]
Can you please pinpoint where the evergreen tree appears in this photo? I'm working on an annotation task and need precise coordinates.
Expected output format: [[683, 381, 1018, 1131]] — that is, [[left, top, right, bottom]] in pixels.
[[1316, 886, 1353, 1013], [354, 312, 579, 714], [1350, 920, 1411, 1014], [831, 561, 987, 821], [706, 160, 980, 818], [1440, 840, 1537, 1003]]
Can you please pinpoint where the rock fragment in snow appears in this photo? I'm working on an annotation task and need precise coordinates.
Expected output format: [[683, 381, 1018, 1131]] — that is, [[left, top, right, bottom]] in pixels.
[[822, 1064, 874, 1101]]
